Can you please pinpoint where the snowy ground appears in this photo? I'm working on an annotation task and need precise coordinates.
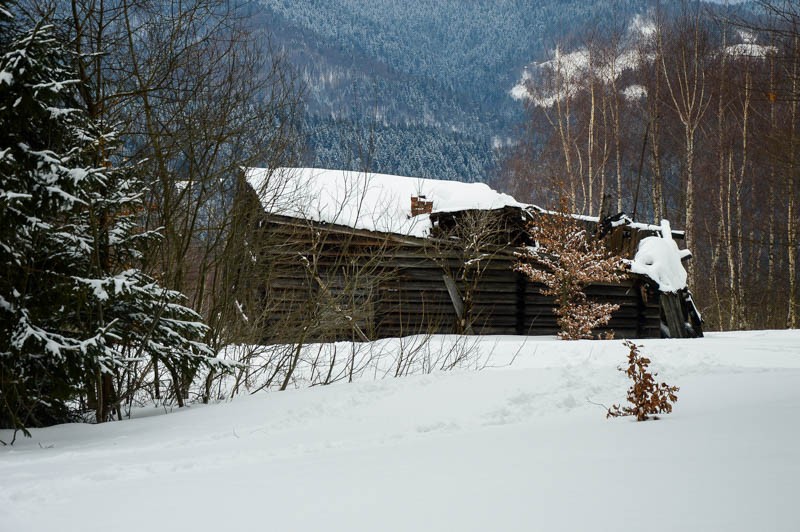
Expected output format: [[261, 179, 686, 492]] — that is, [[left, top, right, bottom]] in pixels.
[[2, 331, 799, 532]]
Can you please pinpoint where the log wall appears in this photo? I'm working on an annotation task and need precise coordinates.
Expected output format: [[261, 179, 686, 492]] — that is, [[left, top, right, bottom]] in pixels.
[[248, 212, 662, 343]]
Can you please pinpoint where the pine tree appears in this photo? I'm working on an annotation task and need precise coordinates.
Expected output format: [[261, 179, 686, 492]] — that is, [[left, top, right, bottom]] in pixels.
[[0, 3, 220, 441]]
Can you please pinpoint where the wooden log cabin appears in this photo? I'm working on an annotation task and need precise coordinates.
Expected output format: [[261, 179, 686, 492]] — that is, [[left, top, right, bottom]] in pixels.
[[236, 168, 703, 343]]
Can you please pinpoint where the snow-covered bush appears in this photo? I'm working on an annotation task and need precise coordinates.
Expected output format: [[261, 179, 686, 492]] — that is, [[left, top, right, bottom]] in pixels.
[[514, 200, 625, 340], [607, 341, 679, 421]]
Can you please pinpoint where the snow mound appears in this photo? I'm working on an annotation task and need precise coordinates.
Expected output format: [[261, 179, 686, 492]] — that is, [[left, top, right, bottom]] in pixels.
[[245, 167, 525, 238], [629, 219, 691, 292]]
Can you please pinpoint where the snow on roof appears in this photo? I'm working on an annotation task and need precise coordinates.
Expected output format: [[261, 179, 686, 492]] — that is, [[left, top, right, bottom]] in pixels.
[[628, 220, 692, 293], [531, 208, 682, 238], [245, 167, 682, 238], [246, 168, 693, 291], [244, 167, 525, 238]]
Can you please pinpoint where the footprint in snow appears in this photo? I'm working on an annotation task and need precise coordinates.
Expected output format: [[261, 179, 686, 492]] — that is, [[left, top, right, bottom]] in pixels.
[[415, 421, 460, 434]]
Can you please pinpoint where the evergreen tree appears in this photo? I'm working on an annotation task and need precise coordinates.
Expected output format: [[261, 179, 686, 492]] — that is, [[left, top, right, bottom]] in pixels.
[[0, 2, 219, 441]]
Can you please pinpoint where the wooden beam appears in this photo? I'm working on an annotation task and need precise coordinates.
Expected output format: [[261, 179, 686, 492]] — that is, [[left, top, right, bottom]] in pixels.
[[660, 292, 686, 339], [442, 273, 475, 334]]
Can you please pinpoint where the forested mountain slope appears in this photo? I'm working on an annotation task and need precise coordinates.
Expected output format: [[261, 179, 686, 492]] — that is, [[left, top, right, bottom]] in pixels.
[[253, 0, 650, 180]]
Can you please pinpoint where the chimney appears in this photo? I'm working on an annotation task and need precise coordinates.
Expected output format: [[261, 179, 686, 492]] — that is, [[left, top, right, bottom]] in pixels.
[[410, 195, 433, 216]]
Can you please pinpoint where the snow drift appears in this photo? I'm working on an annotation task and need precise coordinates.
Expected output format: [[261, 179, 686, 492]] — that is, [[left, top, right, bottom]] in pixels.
[[2, 331, 799, 532]]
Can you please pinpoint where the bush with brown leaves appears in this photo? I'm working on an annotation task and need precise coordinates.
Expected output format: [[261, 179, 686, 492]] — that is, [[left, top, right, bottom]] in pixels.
[[608, 341, 679, 421], [515, 200, 625, 340]]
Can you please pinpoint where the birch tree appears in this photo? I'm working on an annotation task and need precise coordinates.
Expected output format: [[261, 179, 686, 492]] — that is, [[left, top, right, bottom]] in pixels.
[[657, 8, 711, 289]]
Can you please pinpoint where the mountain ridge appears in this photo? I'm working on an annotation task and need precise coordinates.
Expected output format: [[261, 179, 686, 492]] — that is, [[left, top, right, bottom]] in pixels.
[[253, 0, 665, 181]]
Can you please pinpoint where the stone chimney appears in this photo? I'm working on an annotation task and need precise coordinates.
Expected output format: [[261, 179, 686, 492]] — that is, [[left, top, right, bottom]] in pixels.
[[410, 195, 433, 216]]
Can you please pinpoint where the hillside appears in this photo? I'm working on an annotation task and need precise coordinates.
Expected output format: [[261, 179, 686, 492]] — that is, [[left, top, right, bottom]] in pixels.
[[2, 331, 799, 531], [252, 0, 652, 180]]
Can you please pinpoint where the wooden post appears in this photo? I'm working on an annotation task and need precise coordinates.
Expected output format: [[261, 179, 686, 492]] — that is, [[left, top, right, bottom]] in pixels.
[[660, 292, 686, 339], [443, 273, 474, 334], [515, 272, 527, 335]]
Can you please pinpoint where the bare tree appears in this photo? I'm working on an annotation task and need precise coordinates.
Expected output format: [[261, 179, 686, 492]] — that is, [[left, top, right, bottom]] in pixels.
[[657, 6, 712, 289], [19, 0, 305, 405]]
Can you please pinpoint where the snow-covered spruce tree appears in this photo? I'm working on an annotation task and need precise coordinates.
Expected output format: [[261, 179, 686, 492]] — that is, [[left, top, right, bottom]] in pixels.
[[0, 4, 219, 439], [515, 200, 625, 340]]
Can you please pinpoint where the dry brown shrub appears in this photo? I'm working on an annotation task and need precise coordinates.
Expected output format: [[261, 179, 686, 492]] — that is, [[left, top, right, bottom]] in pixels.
[[607, 340, 679, 421], [515, 198, 625, 340]]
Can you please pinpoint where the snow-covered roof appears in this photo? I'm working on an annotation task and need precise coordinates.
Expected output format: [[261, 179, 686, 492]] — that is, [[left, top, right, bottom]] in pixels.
[[244, 167, 525, 238], [244, 167, 684, 238], [245, 167, 692, 292]]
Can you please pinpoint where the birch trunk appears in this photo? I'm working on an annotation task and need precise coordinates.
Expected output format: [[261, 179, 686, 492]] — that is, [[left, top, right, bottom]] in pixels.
[[734, 69, 751, 329], [789, 37, 799, 327]]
